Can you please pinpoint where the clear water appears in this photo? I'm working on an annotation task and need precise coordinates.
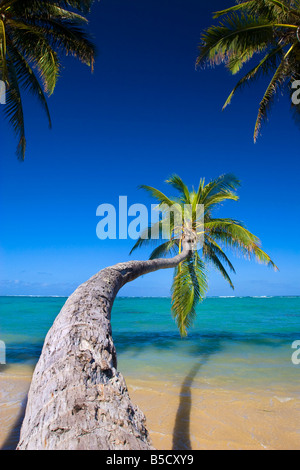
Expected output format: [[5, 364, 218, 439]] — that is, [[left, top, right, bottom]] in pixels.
[[0, 296, 300, 394]]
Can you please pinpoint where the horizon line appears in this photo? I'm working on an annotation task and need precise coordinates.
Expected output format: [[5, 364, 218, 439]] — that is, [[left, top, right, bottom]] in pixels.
[[0, 294, 299, 299]]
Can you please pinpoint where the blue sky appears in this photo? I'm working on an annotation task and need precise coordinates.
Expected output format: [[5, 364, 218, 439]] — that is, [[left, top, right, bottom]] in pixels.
[[0, 0, 300, 297]]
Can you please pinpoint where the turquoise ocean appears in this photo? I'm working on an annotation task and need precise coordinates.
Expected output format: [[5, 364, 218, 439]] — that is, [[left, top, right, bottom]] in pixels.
[[0, 295, 300, 394]]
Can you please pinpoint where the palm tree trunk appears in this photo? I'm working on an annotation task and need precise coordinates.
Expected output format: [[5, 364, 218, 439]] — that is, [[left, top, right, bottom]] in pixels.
[[17, 238, 193, 450]]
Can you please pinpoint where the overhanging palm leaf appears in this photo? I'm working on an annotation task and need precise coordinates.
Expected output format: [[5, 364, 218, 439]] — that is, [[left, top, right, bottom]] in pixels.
[[206, 218, 278, 269], [203, 243, 235, 289], [129, 219, 175, 255], [171, 253, 208, 337], [213, 0, 294, 20], [165, 174, 191, 203], [254, 45, 293, 140], [9, 46, 52, 128], [138, 184, 176, 207], [197, 0, 300, 141], [5, 55, 26, 159], [223, 45, 284, 109], [149, 240, 178, 260], [0, 0, 97, 160]]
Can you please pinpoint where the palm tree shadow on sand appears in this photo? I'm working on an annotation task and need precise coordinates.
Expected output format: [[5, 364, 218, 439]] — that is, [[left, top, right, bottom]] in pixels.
[[0, 365, 28, 450], [172, 362, 202, 450], [0, 398, 27, 450], [172, 338, 222, 451]]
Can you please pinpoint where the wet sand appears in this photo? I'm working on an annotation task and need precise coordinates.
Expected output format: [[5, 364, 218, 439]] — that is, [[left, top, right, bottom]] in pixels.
[[1, 368, 299, 450]]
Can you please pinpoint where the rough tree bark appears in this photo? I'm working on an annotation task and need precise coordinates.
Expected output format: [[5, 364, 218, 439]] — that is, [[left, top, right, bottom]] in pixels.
[[17, 236, 194, 450]]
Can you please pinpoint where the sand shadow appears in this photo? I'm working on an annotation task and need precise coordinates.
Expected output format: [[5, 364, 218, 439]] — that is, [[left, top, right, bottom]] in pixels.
[[172, 361, 203, 450], [0, 395, 27, 450], [171, 336, 223, 451]]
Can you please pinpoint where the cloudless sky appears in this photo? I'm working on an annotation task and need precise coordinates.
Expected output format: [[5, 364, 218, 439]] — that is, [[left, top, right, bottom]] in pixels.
[[0, 0, 300, 297]]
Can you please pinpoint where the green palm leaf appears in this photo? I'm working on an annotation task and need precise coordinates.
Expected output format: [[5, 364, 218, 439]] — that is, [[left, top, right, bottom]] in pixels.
[[197, 13, 277, 68], [5, 55, 26, 160], [7, 20, 60, 94], [213, 1, 292, 20], [149, 240, 178, 260], [198, 0, 300, 140], [139, 185, 176, 207], [254, 44, 295, 141], [8, 45, 52, 128], [199, 174, 240, 212], [0, 0, 96, 159], [171, 253, 208, 337], [223, 45, 284, 109], [165, 174, 191, 203], [129, 217, 176, 255], [204, 236, 236, 273], [206, 218, 278, 270], [203, 240, 235, 289]]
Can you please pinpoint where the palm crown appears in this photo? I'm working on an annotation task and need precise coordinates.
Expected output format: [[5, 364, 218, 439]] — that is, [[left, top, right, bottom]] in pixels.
[[130, 174, 277, 337], [197, 0, 300, 141], [0, 0, 96, 160]]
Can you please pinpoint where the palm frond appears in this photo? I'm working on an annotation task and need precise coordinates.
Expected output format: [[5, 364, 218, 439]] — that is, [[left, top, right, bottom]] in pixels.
[[165, 174, 191, 203], [253, 44, 295, 141], [139, 185, 177, 207], [198, 1, 300, 139], [193, 177, 205, 208], [8, 44, 52, 127], [149, 240, 178, 260], [213, 1, 254, 19], [197, 13, 276, 68], [0, 0, 96, 159], [201, 174, 240, 199], [223, 44, 284, 109], [206, 218, 278, 270], [213, 1, 293, 20], [2, 1, 96, 15], [199, 174, 240, 211], [203, 240, 235, 289], [129, 217, 175, 255], [59, 0, 96, 13], [21, 16, 96, 69], [5, 55, 26, 160], [204, 236, 236, 273], [7, 19, 60, 94], [171, 252, 208, 337]]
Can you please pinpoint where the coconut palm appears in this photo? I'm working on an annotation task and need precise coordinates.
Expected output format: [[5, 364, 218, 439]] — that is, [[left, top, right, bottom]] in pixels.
[[0, 0, 97, 160], [17, 173, 278, 449], [130, 173, 277, 336], [197, 0, 300, 141]]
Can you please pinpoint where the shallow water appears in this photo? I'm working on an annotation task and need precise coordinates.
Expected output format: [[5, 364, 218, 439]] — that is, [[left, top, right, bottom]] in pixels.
[[112, 296, 300, 394], [1, 295, 300, 392]]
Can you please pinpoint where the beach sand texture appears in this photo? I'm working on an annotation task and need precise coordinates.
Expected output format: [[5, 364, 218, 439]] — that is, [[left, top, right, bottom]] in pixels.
[[1, 367, 299, 450]]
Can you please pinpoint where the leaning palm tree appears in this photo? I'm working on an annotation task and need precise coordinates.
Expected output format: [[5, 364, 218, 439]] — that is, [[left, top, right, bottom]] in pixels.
[[0, 0, 97, 160], [17, 174, 277, 450], [130, 173, 277, 336], [197, 0, 300, 141]]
